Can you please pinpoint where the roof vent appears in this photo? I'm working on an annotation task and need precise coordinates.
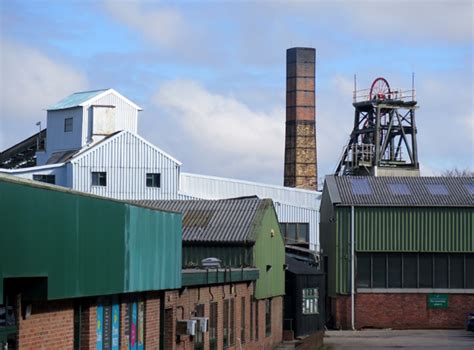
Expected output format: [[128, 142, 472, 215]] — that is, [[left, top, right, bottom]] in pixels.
[[201, 257, 221, 269]]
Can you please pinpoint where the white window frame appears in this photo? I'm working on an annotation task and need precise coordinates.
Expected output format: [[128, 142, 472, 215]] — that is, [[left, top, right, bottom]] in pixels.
[[302, 288, 319, 314]]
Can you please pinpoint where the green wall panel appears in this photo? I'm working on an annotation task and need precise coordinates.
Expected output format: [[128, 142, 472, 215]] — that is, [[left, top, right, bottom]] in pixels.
[[183, 245, 252, 268], [0, 177, 182, 301], [252, 204, 285, 299], [332, 206, 474, 295]]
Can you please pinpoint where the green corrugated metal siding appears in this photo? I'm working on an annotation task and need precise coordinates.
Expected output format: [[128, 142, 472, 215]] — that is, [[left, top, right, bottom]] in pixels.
[[333, 206, 474, 295], [0, 177, 182, 301], [335, 207, 351, 296], [182, 245, 252, 267], [355, 207, 473, 252], [252, 203, 285, 299]]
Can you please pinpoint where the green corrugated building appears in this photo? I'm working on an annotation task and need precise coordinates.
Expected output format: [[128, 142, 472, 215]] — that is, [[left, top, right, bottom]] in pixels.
[[320, 175, 474, 330], [136, 198, 286, 300]]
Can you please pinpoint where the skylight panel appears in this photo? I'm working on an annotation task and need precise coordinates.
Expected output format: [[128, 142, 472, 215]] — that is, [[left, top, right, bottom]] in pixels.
[[388, 183, 411, 195], [464, 183, 474, 195], [350, 178, 372, 195], [426, 184, 449, 195]]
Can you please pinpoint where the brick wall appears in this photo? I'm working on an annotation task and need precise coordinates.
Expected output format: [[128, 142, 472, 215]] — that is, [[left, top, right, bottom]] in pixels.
[[164, 283, 283, 350], [332, 293, 474, 329], [18, 299, 74, 349]]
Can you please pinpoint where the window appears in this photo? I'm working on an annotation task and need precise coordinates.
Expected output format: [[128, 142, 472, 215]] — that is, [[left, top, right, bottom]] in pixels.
[[372, 253, 386, 288], [33, 174, 55, 184], [302, 288, 319, 314], [357, 253, 371, 288], [92, 172, 107, 186], [464, 183, 474, 195], [403, 254, 418, 288], [426, 184, 449, 195], [280, 223, 310, 244], [255, 300, 259, 340], [357, 253, 474, 290], [250, 296, 254, 341], [64, 117, 73, 132], [240, 297, 245, 344], [388, 254, 402, 288], [209, 302, 218, 350], [265, 299, 271, 337], [146, 173, 161, 188], [223, 300, 229, 348], [434, 254, 448, 288], [229, 299, 235, 346], [388, 183, 411, 195], [419, 254, 433, 288], [350, 178, 372, 195], [194, 304, 204, 350]]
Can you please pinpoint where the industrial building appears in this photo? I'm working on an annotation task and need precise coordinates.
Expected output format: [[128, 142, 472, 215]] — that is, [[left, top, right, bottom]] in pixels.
[[320, 175, 474, 329], [0, 174, 291, 349]]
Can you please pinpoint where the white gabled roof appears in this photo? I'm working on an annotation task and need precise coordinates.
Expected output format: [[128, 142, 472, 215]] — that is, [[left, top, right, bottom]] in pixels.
[[70, 130, 182, 166], [47, 88, 143, 111]]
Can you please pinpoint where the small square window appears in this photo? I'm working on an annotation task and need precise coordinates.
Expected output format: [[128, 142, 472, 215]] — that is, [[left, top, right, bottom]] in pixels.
[[64, 118, 73, 132], [426, 184, 449, 195], [146, 173, 161, 188], [388, 183, 411, 195], [302, 288, 319, 314], [464, 183, 474, 195], [92, 172, 107, 186], [350, 178, 372, 195]]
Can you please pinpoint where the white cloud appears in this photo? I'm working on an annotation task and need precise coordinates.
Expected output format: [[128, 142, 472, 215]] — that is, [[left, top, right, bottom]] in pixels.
[[0, 38, 88, 148], [104, 1, 185, 49], [151, 79, 285, 178]]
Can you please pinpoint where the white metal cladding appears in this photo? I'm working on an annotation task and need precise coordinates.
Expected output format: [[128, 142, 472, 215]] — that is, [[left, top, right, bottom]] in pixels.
[[0, 165, 68, 186], [85, 92, 139, 135], [71, 131, 180, 200], [179, 172, 321, 251], [274, 202, 319, 251], [180, 172, 321, 209], [42, 108, 84, 164]]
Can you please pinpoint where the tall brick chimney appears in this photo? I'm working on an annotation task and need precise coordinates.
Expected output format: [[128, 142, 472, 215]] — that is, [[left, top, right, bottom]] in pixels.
[[284, 47, 317, 190]]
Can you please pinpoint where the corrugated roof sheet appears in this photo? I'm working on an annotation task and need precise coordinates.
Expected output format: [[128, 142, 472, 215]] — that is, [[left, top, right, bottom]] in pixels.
[[47, 89, 108, 110], [326, 175, 474, 207], [45, 149, 80, 164], [134, 198, 270, 243]]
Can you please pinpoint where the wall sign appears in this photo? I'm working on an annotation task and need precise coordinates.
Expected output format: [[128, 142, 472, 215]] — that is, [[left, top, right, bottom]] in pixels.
[[96, 305, 103, 350], [427, 294, 449, 309], [112, 304, 120, 350]]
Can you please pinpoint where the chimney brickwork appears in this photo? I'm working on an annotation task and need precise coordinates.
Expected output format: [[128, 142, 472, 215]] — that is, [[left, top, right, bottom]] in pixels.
[[284, 47, 318, 190]]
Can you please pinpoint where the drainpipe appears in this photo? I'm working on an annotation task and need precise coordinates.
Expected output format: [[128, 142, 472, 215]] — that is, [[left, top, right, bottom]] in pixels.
[[351, 205, 355, 330]]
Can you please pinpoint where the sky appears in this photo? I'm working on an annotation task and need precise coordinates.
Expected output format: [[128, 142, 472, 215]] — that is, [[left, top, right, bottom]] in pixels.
[[0, 0, 472, 186]]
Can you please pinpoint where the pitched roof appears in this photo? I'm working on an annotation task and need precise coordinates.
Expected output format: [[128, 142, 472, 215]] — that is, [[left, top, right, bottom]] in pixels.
[[325, 175, 474, 207], [134, 198, 273, 243], [47, 88, 143, 111], [48, 89, 109, 110]]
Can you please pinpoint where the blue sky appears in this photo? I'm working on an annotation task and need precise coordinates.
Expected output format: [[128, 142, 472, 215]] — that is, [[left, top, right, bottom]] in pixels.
[[1, 0, 472, 185]]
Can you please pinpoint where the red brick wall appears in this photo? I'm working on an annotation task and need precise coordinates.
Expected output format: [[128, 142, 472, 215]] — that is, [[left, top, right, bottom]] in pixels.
[[164, 284, 283, 350], [332, 293, 474, 329], [18, 299, 74, 350]]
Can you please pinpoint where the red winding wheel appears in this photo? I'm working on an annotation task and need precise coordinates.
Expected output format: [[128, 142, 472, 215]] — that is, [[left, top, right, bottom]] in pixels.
[[369, 77, 391, 100]]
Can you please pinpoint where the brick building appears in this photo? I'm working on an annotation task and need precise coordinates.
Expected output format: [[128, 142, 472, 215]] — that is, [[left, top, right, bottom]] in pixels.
[[0, 175, 285, 349], [320, 175, 474, 329]]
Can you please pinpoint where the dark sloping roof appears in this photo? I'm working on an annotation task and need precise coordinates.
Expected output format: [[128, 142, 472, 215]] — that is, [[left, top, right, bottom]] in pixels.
[[0, 129, 46, 169], [134, 198, 272, 243], [325, 175, 474, 207], [45, 149, 80, 164]]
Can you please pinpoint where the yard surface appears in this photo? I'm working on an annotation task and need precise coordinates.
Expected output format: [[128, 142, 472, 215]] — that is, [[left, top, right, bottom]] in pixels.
[[323, 329, 474, 350]]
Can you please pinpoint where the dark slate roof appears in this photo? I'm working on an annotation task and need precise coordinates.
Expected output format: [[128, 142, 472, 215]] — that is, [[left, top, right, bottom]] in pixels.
[[285, 255, 322, 275], [325, 175, 474, 207], [134, 198, 272, 243]]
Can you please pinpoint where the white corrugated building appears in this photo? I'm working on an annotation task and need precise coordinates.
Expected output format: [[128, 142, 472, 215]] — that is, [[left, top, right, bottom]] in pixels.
[[1, 88, 321, 250], [0, 89, 182, 200], [179, 172, 321, 251]]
